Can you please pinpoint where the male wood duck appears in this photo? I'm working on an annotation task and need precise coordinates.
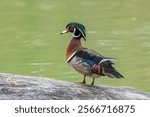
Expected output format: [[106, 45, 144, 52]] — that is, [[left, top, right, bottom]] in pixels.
[[61, 22, 123, 85]]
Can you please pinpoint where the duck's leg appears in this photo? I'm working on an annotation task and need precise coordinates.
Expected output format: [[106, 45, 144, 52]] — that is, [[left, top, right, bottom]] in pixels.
[[91, 78, 95, 85], [81, 75, 86, 84]]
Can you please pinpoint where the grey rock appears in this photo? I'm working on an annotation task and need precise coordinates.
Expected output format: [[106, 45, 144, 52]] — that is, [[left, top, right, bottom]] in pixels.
[[0, 73, 150, 100]]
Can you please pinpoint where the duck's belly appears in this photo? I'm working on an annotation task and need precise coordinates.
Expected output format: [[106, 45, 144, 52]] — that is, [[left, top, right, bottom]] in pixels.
[[67, 56, 100, 78]]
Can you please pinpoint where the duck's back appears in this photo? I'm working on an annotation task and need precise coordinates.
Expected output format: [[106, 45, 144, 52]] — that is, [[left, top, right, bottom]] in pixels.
[[67, 48, 123, 78]]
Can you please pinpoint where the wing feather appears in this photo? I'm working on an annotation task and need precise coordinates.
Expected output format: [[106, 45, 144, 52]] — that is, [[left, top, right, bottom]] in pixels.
[[75, 48, 116, 66]]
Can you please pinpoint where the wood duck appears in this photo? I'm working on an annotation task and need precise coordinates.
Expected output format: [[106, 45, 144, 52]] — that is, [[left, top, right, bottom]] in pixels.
[[61, 22, 123, 85]]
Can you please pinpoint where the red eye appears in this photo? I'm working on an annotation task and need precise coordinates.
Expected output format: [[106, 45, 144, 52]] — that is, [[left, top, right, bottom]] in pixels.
[[70, 25, 74, 29]]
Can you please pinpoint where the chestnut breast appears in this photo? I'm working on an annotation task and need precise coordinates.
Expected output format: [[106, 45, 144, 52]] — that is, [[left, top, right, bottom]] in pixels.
[[66, 38, 82, 61]]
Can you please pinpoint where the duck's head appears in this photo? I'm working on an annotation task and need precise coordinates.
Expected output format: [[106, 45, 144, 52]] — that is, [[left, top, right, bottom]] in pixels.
[[61, 22, 86, 41]]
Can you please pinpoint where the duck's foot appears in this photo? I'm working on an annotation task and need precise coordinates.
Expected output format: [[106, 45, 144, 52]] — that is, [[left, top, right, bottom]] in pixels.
[[81, 81, 86, 84], [74, 81, 86, 84], [91, 78, 95, 85], [81, 75, 86, 84], [91, 82, 94, 85]]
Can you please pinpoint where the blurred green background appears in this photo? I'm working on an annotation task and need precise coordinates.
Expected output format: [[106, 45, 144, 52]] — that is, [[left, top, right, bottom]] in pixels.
[[0, 0, 149, 92]]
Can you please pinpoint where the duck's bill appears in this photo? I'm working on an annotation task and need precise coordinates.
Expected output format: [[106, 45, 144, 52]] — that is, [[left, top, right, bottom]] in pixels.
[[60, 29, 69, 34]]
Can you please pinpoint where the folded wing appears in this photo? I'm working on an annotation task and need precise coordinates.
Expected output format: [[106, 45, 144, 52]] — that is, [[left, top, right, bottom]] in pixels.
[[73, 48, 123, 78]]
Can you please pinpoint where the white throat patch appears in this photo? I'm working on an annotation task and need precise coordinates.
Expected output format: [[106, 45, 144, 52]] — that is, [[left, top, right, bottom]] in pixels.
[[72, 28, 81, 38]]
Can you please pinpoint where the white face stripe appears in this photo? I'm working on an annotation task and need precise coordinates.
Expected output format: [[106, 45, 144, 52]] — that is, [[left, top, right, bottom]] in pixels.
[[77, 28, 85, 38], [72, 28, 81, 38]]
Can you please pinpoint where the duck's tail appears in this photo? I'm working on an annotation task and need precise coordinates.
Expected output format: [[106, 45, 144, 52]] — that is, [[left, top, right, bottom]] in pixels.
[[101, 62, 124, 78]]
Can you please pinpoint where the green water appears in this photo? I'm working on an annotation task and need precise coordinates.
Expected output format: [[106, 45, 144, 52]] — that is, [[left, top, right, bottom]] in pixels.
[[0, 0, 150, 92]]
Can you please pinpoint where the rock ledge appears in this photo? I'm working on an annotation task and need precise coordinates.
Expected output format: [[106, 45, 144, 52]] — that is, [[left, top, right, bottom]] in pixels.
[[0, 73, 150, 100]]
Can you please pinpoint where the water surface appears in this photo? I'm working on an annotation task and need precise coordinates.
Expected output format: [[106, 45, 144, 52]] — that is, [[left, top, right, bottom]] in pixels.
[[0, 0, 150, 92]]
